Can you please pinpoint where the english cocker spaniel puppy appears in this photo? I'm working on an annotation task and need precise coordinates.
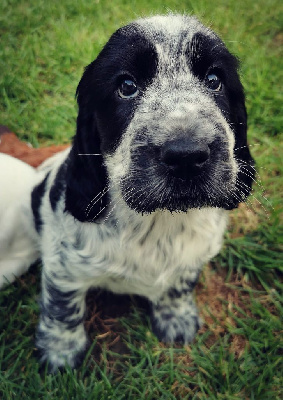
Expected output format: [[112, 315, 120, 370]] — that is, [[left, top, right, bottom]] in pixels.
[[30, 14, 255, 371]]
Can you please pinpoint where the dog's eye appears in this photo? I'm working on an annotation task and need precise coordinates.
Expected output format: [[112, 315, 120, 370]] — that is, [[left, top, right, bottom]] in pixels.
[[205, 73, 222, 92], [118, 79, 139, 99]]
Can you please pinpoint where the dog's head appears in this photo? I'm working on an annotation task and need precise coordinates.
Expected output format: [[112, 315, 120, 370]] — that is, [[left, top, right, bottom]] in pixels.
[[65, 14, 255, 222]]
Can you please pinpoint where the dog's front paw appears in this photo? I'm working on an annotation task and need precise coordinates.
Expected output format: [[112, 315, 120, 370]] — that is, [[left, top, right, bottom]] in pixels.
[[36, 323, 89, 372], [150, 293, 201, 344]]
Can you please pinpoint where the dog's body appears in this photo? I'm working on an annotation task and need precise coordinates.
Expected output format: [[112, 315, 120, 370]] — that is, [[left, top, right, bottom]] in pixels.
[[5, 14, 255, 371], [36, 148, 228, 369]]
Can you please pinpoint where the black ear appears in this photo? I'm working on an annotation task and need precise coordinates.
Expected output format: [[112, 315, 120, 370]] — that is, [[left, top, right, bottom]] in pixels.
[[230, 83, 255, 206], [64, 65, 109, 223]]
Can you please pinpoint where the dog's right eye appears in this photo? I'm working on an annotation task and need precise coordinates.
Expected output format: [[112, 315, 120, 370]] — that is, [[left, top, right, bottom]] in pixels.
[[117, 79, 139, 99], [205, 72, 222, 92]]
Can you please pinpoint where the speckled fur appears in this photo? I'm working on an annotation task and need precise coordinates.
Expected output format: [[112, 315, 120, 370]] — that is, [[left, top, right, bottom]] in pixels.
[[32, 14, 254, 371]]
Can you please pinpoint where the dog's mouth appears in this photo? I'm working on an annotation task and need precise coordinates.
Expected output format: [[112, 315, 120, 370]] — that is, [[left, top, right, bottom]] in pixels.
[[121, 163, 240, 213]]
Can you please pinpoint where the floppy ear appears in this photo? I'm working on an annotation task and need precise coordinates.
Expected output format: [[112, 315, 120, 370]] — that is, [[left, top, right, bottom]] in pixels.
[[65, 64, 109, 223], [231, 86, 255, 204]]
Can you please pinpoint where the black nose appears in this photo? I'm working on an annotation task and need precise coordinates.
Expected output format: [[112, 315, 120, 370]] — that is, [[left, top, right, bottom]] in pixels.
[[160, 139, 210, 180]]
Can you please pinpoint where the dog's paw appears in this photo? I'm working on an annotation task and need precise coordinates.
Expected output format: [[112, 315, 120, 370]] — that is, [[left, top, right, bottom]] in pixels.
[[36, 324, 89, 372], [37, 344, 88, 373], [150, 298, 201, 344]]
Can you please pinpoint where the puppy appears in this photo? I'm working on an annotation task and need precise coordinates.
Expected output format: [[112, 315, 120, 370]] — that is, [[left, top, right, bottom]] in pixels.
[[29, 14, 255, 371]]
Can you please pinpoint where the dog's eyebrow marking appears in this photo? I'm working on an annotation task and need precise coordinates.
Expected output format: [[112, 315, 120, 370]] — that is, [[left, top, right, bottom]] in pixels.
[[188, 33, 220, 79], [188, 32, 239, 82], [95, 26, 159, 89]]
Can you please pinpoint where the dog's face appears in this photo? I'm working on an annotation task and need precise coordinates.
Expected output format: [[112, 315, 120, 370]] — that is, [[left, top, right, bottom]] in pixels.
[[66, 15, 255, 221]]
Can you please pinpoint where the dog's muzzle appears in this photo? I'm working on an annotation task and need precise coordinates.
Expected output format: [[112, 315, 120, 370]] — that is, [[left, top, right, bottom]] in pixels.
[[160, 138, 210, 180]]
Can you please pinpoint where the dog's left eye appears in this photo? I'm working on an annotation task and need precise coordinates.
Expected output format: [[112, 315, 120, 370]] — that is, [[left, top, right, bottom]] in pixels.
[[118, 79, 139, 99], [205, 73, 222, 92]]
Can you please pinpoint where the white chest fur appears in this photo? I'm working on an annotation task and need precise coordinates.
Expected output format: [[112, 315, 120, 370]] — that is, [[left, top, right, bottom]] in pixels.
[[42, 201, 228, 302]]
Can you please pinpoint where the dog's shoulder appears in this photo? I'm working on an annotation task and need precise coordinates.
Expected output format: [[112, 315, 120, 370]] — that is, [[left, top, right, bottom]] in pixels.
[[31, 149, 70, 234]]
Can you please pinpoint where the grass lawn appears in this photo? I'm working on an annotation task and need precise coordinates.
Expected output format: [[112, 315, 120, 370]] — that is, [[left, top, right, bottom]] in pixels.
[[0, 0, 282, 398]]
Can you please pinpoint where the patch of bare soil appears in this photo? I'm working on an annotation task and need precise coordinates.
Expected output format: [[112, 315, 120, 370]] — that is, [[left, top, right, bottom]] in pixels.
[[196, 265, 252, 358]]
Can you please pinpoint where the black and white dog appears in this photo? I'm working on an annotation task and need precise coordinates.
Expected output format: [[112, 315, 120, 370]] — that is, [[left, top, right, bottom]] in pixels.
[[29, 14, 254, 371]]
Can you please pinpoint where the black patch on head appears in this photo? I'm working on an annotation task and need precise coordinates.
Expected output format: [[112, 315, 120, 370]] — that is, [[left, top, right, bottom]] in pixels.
[[65, 24, 158, 222], [188, 31, 255, 207], [76, 23, 158, 154], [31, 173, 49, 233], [188, 33, 236, 79], [188, 32, 246, 138], [187, 33, 254, 178]]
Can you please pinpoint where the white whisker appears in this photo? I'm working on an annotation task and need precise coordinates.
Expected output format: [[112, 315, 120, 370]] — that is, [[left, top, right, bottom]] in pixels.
[[77, 153, 102, 156], [234, 144, 260, 151], [85, 186, 111, 217]]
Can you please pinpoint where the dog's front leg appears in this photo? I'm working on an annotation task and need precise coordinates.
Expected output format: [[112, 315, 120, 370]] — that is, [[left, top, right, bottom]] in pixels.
[[150, 272, 201, 344], [36, 270, 89, 372]]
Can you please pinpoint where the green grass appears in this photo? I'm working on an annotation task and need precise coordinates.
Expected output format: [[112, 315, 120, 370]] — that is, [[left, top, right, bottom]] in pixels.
[[0, 0, 282, 398]]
